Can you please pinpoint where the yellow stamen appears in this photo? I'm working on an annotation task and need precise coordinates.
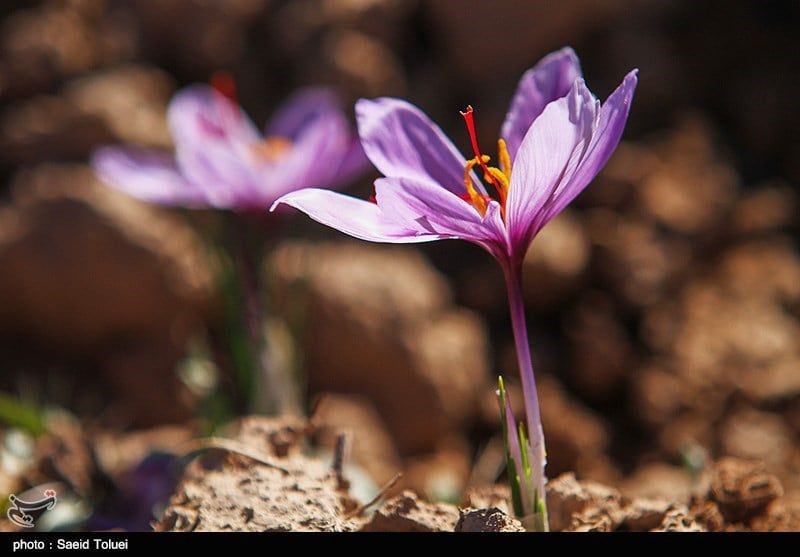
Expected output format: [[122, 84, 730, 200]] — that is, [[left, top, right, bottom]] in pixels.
[[464, 156, 489, 215], [252, 136, 293, 162], [498, 138, 511, 180], [459, 106, 515, 219], [485, 167, 509, 204]]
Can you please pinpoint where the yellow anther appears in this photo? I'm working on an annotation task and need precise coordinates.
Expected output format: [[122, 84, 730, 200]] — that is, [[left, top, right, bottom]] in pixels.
[[459, 106, 514, 219], [485, 166, 509, 203], [464, 157, 488, 215], [498, 138, 511, 178], [252, 136, 293, 162]]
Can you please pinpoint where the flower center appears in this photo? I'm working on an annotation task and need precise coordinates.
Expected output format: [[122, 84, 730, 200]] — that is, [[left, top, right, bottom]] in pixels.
[[210, 72, 294, 162], [251, 136, 293, 162], [460, 105, 512, 217]]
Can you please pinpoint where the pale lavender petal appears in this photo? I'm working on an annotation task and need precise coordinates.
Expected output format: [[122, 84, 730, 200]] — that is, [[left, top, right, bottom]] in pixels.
[[328, 135, 369, 187], [266, 87, 369, 187], [271, 188, 441, 243], [168, 84, 261, 149], [356, 98, 482, 195], [168, 85, 266, 207], [265, 87, 341, 139], [91, 146, 208, 207], [173, 142, 262, 209], [538, 70, 638, 225], [505, 79, 599, 255], [374, 177, 508, 257], [501, 47, 582, 160], [260, 113, 354, 201]]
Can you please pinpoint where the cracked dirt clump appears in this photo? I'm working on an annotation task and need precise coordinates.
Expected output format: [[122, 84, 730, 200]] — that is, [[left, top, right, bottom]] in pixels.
[[152, 417, 363, 532], [360, 490, 459, 532], [704, 457, 783, 525], [455, 507, 525, 532]]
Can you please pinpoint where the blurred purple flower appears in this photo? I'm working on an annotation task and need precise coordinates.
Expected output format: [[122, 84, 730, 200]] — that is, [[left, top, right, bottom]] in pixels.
[[92, 78, 367, 210], [272, 47, 637, 529]]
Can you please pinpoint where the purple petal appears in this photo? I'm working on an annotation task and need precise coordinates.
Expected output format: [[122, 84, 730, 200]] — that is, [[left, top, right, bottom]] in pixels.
[[328, 135, 369, 187], [259, 89, 368, 198], [168, 85, 268, 207], [501, 47, 582, 160], [271, 188, 441, 243], [356, 98, 482, 195], [538, 70, 638, 225], [505, 79, 599, 255], [374, 177, 508, 258], [265, 87, 342, 139], [172, 142, 262, 209], [266, 112, 359, 199], [168, 84, 261, 149], [91, 146, 208, 207]]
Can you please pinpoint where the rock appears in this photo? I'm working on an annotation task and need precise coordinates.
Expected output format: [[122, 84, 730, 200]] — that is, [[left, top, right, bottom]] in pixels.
[[563, 292, 635, 400], [400, 436, 472, 503], [0, 164, 212, 426], [546, 472, 622, 532], [620, 463, 695, 505], [538, 376, 613, 480], [31, 415, 99, 498], [269, 0, 415, 81], [64, 65, 175, 150], [0, 94, 114, 166], [652, 507, 706, 532], [130, 0, 270, 79], [93, 425, 196, 479], [0, 65, 173, 167], [621, 498, 689, 531], [314, 29, 406, 98], [633, 114, 739, 234], [706, 457, 783, 524], [0, 0, 139, 100], [737, 358, 800, 403], [424, 0, 633, 84], [0, 1, 108, 99], [155, 417, 363, 532], [749, 492, 800, 532], [455, 507, 524, 532], [692, 501, 726, 532], [462, 484, 513, 516], [720, 410, 794, 467], [271, 241, 490, 454], [588, 210, 691, 307], [630, 365, 686, 428], [521, 209, 590, 311], [360, 490, 459, 532], [633, 237, 800, 490], [312, 393, 402, 487], [731, 186, 798, 236]]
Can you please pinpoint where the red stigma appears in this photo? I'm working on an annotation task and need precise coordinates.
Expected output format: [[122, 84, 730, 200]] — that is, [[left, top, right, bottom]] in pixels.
[[210, 71, 237, 103], [460, 105, 503, 196]]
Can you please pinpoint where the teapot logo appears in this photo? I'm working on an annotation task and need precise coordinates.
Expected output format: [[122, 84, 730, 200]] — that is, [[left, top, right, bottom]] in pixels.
[[7, 489, 57, 528]]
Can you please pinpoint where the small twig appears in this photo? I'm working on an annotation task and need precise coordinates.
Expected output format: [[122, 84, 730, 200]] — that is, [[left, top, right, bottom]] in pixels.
[[332, 431, 352, 490], [307, 393, 328, 430], [346, 472, 403, 517], [179, 437, 291, 475]]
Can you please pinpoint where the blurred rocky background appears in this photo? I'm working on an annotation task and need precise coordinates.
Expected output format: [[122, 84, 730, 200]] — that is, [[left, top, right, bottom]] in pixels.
[[0, 0, 798, 530]]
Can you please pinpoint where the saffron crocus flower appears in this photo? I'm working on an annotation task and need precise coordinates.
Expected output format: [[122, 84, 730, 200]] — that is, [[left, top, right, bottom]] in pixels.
[[91, 77, 366, 211], [272, 47, 637, 530], [91, 78, 367, 419]]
